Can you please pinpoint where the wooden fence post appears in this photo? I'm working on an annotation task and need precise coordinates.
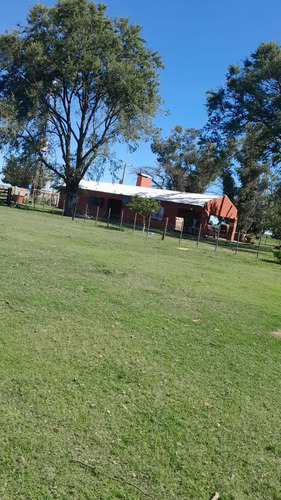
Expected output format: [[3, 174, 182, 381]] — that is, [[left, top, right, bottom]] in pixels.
[[162, 217, 169, 241], [7, 188, 12, 207], [107, 208, 111, 228], [120, 210, 124, 230], [256, 234, 262, 259], [147, 215, 151, 236], [179, 220, 184, 244], [133, 212, 137, 233], [84, 203, 88, 223], [235, 230, 240, 254], [215, 226, 220, 251], [197, 224, 202, 247], [95, 205, 99, 226]]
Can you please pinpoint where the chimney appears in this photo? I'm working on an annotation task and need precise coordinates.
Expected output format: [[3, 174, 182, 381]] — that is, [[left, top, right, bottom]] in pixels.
[[136, 173, 152, 188]]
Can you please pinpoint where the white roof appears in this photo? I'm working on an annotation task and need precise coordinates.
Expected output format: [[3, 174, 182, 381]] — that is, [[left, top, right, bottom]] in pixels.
[[79, 179, 219, 207]]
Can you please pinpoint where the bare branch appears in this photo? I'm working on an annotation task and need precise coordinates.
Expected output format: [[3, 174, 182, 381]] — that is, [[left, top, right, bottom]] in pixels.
[[71, 460, 158, 500], [22, 126, 65, 180], [48, 116, 67, 162]]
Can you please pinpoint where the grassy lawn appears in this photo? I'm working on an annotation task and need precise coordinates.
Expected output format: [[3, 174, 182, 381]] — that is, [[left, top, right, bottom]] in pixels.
[[0, 206, 281, 500]]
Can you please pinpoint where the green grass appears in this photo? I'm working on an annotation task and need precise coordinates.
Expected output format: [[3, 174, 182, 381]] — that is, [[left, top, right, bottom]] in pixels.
[[0, 207, 281, 500]]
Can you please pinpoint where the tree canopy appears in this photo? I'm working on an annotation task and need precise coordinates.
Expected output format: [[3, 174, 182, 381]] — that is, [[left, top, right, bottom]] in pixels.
[[128, 195, 160, 216], [128, 195, 161, 230], [233, 128, 268, 231], [147, 126, 220, 193], [2, 153, 49, 189], [206, 41, 281, 160], [206, 41, 281, 234], [0, 0, 163, 215]]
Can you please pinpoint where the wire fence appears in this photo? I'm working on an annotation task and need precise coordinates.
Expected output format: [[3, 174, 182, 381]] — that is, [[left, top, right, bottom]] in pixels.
[[69, 204, 279, 262], [3, 193, 279, 263]]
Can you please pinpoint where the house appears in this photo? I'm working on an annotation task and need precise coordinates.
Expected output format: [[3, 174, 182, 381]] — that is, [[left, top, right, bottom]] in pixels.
[[58, 173, 237, 240]]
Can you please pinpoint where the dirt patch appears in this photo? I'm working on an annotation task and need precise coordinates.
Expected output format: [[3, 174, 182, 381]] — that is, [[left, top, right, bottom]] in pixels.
[[271, 329, 281, 339], [178, 247, 189, 251]]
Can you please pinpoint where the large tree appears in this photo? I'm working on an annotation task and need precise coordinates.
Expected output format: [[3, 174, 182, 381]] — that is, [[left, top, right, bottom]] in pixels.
[[148, 126, 220, 193], [206, 41, 281, 159], [206, 41, 281, 233], [264, 178, 281, 239], [234, 127, 269, 232], [2, 151, 49, 189], [0, 0, 163, 215]]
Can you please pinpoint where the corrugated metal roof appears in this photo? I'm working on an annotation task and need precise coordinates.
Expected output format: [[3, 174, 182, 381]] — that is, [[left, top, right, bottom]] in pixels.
[[79, 180, 219, 207]]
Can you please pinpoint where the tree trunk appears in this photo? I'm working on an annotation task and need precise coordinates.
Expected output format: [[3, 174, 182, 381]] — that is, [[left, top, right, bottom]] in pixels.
[[64, 188, 80, 217]]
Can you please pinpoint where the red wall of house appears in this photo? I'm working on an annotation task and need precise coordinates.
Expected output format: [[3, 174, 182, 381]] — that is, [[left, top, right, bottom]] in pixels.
[[205, 195, 237, 220], [59, 190, 205, 228], [58, 190, 237, 240], [205, 196, 237, 240]]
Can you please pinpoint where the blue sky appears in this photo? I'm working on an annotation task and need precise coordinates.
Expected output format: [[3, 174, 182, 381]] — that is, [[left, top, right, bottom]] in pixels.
[[1, 0, 281, 186]]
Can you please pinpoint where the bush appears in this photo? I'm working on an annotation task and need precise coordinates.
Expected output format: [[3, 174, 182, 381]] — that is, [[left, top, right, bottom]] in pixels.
[[128, 195, 161, 230], [273, 248, 281, 264]]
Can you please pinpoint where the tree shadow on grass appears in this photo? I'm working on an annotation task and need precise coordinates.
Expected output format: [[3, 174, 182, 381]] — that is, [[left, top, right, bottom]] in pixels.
[[197, 236, 277, 257], [261, 258, 280, 266]]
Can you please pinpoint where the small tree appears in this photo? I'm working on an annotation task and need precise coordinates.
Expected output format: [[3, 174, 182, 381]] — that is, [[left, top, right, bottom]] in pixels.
[[128, 195, 161, 232]]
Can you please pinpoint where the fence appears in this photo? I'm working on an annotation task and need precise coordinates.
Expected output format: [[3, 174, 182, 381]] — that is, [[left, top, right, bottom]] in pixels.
[[71, 203, 273, 259], [0, 185, 12, 206], [2, 193, 277, 261], [0, 186, 60, 209]]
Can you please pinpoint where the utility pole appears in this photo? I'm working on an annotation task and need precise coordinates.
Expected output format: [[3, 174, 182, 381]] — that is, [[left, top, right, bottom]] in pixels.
[[119, 163, 127, 184]]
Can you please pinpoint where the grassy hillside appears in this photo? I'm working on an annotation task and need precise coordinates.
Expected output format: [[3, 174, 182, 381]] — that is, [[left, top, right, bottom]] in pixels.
[[0, 207, 281, 500]]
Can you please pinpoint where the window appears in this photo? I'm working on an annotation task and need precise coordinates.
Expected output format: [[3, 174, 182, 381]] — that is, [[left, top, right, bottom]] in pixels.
[[151, 207, 164, 221], [88, 196, 101, 206]]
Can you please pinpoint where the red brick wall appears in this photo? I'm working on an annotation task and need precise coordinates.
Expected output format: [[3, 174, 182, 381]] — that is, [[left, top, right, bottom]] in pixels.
[[136, 175, 152, 188], [206, 196, 237, 220], [58, 189, 237, 239]]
